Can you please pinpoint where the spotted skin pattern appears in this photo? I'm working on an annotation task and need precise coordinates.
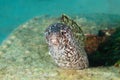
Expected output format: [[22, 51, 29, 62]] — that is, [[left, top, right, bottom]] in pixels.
[[60, 14, 85, 44], [45, 16, 89, 69]]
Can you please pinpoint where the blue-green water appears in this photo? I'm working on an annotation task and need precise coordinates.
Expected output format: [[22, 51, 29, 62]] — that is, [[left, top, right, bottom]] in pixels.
[[0, 0, 120, 44]]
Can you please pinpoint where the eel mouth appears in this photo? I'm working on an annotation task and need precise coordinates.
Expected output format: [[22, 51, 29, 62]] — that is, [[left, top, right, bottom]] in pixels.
[[48, 34, 61, 46], [50, 38, 59, 45]]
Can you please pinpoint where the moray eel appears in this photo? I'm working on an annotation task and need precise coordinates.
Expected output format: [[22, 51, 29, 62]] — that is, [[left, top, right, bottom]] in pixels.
[[45, 15, 89, 69]]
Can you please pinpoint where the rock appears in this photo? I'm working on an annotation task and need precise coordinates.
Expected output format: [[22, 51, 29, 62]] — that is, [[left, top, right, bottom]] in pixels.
[[85, 28, 116, 54], [87, 28, 120, 66]]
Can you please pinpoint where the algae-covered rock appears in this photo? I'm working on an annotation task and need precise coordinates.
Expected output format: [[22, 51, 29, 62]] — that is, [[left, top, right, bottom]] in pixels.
[[88, 27, 120, 67], [0, 15, 120, 80], [98, 27, 120, 66]]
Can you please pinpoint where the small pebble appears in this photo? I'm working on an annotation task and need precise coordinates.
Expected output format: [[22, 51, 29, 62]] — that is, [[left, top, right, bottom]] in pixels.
[[0, 51, 3, 55], [22, 25, 27, 28], [10, 36, 16, 40], [33, 28, 38, 32], [2, 45, 8, 49], [6, 40, 12, 44], [49, 72, 58, 77], [25, 50, 30, 54]]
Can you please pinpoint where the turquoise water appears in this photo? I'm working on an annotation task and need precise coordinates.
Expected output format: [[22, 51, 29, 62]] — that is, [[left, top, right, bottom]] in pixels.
[[0, 0, 120, 44]]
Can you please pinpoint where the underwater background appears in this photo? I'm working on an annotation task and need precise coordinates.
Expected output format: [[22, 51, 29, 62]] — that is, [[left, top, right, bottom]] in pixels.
[[0, 0, 120, 44], [0, 0, 120, 80]]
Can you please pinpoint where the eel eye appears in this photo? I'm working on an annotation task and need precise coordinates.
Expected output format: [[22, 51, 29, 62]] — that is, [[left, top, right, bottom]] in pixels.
[[45, 32, 50, 36], [61, 30, 66, 35], [47, 32, 50, 35]]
